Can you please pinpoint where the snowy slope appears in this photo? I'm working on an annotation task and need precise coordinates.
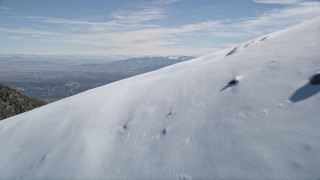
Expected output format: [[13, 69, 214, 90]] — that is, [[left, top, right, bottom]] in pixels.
[[1, 18, 320, 179]]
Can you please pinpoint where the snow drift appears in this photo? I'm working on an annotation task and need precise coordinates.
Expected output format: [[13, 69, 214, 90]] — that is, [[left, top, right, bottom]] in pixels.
[[1, 18, 320, 179]]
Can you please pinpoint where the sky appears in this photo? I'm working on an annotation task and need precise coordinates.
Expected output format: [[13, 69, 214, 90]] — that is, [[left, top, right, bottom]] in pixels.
[[0, 0, 319, 57]]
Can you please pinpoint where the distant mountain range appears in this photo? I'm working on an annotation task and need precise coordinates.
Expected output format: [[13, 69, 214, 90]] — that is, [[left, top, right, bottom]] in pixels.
[[0, 56, 194, 102]]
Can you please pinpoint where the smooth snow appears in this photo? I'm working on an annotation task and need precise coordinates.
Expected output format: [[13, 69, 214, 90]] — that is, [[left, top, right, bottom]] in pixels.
[[0, 18, 320, 179]]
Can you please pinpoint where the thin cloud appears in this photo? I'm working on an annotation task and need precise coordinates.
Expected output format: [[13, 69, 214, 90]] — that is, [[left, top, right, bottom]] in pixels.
[[111, 7, 166, 23], [34, 24, 72, 34], [1, 1, 320, 56], [156, 0, 181, 5], [237, 2, 320, 32], [0, 27, 61, 36], [25, 6, 166, 33], [252, 0, 305, 4], [127, 0, 180, 9], [0, 7, 11, 10]]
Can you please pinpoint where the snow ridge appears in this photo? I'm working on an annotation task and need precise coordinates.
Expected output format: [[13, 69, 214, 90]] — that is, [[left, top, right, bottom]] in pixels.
[[0, 17, 320, 179]]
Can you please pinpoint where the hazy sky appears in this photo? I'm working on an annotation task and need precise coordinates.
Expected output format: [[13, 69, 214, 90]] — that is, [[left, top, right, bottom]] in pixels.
[[0, 0, 319, 56]]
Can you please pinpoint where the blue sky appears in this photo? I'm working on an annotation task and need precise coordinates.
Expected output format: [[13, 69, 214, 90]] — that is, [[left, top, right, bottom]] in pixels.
[[0, 0, 319, 56]]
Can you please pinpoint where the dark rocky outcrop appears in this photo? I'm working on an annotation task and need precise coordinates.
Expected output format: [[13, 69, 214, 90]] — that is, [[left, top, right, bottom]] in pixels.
[[226, 46, 240, 56], [228, 79, 239, 86], [0, 84, 46, 120], [310, 74, 320, 85]]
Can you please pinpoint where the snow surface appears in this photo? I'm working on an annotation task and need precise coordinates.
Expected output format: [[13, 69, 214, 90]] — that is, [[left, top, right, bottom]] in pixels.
[[1, 18, 320, 179]]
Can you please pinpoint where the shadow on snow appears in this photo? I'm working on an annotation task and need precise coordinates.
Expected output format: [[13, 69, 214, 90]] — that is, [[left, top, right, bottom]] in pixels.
[[290, 83, 320, 102]]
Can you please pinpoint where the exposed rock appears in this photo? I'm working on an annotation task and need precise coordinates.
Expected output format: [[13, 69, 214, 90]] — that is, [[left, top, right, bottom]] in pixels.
[[228, 79, 239, 86], [226, 46, 240, 56], [0, 84, 46, 120], [310, 73, 320, 85]]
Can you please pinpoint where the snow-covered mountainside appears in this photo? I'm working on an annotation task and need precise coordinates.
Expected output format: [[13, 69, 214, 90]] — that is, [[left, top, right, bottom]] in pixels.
[[1, 18, 320, 179]]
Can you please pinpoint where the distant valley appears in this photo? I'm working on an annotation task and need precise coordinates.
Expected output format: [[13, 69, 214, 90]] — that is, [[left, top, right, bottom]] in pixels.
[[0, 56, 193, 102]]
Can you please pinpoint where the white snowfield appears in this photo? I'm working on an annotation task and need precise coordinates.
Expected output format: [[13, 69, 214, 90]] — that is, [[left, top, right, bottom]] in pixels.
[[1, 18, 320, 179]]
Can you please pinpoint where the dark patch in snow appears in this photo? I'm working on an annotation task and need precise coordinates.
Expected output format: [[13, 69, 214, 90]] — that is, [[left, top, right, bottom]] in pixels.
[[220, 78, 239, 91], [28, 155, 46, 171], [303, 144, 312, 152], [269, 60, 275, 63], [162, 128, 167, 135], [226, 46, 240, 56], [40, 156, 46, 164], [260, 36, 269, 41], [310, 74, 320, 85], [165, 109, 173, 117], [292, 161, 303, 168], [122, 111, 135, 130], [289, 83, 320, 102]]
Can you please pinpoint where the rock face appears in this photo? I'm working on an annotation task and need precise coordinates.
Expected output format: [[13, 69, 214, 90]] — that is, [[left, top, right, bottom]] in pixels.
[[0, 84, 46, 120], [310, 74, 320, 85]]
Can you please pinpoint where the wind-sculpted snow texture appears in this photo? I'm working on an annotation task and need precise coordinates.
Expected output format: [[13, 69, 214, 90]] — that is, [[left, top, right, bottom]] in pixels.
[[0, 18, 320, 179]]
